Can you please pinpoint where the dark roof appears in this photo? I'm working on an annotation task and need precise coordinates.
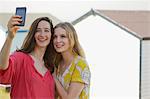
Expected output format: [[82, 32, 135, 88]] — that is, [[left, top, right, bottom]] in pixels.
[[72, 9, 150, 40]]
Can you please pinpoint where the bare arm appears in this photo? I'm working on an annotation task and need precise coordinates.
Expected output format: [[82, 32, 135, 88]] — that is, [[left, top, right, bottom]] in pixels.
[[54, 77, 84, 99], [0, 15, 21, 70]]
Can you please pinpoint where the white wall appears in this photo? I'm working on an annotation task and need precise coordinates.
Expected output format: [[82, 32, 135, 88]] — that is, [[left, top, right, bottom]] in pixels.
[[0, 26, 6, 51], [11, 32, 27, 52], [0, 25, 27, 53], [74, 15, 140, 99], [141, 40, 150, 99]]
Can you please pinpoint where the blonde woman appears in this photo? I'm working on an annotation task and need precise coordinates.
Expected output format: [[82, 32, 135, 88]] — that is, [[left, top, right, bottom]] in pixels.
[[53, 22, 91, 99]]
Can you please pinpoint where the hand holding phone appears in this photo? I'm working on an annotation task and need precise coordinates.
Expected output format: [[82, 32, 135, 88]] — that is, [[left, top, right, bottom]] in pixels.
[[15, 7, 26, 26]]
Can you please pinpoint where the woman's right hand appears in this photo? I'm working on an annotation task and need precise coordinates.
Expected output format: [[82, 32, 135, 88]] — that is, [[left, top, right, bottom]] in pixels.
[[7, 15, 22, 39]]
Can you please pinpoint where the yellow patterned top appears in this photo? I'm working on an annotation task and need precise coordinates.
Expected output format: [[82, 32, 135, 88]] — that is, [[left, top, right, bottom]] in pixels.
[[56, 55, 91, 99]]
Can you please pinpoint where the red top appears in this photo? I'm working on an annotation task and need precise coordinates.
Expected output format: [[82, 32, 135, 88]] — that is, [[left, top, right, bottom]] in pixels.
[[0, 52, 54, 99]]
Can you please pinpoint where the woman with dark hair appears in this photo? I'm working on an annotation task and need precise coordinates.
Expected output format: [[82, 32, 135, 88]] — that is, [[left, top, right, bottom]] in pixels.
[[0, 15, 55, 99]]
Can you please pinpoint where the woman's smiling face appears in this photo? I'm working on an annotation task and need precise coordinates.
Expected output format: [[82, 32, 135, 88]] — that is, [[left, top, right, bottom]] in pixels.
[[34, 20, 51, 48], [53, 27, 70, 53]]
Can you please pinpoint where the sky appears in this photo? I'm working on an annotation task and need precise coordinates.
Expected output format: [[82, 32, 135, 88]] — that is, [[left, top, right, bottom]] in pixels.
[[0, 0, 149, 22]]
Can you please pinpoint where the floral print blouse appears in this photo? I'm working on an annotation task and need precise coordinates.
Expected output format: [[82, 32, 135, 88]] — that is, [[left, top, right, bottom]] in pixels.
[[56, 55, 91, 99]]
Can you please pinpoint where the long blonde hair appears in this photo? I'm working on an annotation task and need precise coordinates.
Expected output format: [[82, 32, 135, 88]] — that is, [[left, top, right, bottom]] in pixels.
[[53, 22, 85, 66]]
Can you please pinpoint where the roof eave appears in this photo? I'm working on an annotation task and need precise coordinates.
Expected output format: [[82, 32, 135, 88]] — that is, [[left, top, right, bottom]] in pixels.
[[72, 9, 142, 40]]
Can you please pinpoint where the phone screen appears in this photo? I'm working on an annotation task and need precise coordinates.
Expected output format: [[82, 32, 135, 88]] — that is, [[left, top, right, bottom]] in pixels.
[[15, 7, 26, 26]]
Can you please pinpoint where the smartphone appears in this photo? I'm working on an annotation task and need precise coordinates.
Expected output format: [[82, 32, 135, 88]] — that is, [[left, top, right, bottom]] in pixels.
[[15, 7, 26, 26]]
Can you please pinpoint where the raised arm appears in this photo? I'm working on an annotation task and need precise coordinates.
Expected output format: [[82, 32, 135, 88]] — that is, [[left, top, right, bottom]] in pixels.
[[0, 15, 21, 70]]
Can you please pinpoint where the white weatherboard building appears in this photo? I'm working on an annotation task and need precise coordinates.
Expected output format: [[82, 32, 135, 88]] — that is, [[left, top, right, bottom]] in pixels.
[[141, 39, 150, 99], [72, 9, 150, 99]]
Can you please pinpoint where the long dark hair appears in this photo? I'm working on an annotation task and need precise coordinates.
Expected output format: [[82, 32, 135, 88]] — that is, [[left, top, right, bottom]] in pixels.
[[17, 17, 55, 73]]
